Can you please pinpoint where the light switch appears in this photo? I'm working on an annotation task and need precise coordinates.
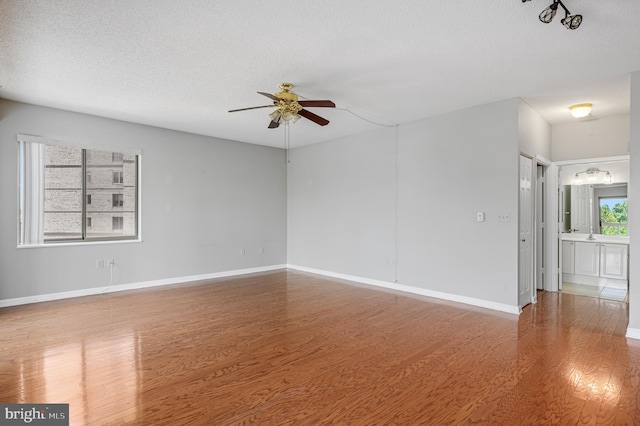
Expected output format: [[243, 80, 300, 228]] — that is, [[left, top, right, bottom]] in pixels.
[[497, 213, 511, 223]]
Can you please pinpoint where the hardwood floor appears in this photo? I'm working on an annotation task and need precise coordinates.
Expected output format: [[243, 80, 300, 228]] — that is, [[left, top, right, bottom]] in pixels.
[[1, 270, 639, 425]]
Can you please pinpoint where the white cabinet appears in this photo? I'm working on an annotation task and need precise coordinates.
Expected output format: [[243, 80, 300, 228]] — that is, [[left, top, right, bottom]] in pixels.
[[600, 244, 628, 280], [574, 242, 600, 277], [562, 240, 629, 285], [562, 241, 575, 274]]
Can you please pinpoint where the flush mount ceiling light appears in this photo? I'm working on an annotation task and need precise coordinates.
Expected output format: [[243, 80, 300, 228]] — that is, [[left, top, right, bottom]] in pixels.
[[569, 103, 592, 118], [522, 0, 583, 30], [573, 168, 612, 185]]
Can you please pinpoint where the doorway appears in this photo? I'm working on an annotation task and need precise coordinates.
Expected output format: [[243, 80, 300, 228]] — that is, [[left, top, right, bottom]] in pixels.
[[554, 157, 630, 303], [535, 163, 546, 297], [519, 154, 533, 308]]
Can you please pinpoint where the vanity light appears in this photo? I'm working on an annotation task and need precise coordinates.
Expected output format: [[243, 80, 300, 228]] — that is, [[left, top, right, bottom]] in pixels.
[[570, 103, 592, 118], [573, 173, 582, 185], [573, 167, 613, 184]]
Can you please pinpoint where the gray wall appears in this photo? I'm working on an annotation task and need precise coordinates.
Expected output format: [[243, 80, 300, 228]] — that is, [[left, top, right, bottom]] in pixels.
[[552, 115, 630, 161], [629, 71, 640, 331], [0, 100, 287, 300], [397, 99, 520, 306], [287, 127, 397, 282], [288, 98, 522, 308], [519, 100, 552, 159]]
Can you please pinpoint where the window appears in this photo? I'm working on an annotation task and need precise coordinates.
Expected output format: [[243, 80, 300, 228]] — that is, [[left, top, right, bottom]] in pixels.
[[113, 171, 123, 184], [600, 198, 628, 235], [112, 216, 123, 230], [18, 135, 140, 245], [112, 194, 124, 207], [112, 152, 124, 162]]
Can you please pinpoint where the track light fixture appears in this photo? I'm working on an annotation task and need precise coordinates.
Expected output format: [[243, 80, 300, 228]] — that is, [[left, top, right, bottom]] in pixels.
[[522, 0, 582, 30]]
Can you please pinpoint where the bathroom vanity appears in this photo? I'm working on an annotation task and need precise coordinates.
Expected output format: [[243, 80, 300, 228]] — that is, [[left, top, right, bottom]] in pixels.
[[562, 233, 629, 287]]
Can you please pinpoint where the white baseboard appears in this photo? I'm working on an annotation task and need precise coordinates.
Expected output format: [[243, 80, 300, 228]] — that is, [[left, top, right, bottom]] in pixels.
[[626, 328, 640, 340], [0, 264, 287, 308], [1, 264, 521, 316], [287, 264, 521, 315]]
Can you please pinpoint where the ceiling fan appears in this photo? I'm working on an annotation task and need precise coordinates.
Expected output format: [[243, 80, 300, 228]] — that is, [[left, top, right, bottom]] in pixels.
[[228, 83, 336, 129]]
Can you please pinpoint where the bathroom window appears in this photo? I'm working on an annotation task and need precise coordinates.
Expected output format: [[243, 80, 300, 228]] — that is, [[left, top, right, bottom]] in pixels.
[[600, 197, 627, 235]]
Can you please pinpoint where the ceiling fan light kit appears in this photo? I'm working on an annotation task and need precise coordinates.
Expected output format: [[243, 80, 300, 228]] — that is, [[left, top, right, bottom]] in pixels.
[[522, 0, 582, 30], [229, 82, 335, 129]]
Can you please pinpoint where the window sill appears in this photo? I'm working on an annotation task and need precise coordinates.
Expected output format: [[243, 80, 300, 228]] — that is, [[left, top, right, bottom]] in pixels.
[[17, 238, 142, 249]]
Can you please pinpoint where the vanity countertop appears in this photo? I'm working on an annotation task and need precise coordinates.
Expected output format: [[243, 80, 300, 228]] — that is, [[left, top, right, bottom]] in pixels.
[[561, 233, 630, 244]]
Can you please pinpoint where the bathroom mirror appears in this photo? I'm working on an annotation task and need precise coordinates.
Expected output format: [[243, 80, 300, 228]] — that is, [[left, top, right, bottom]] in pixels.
[[560, 160, 629, 235]]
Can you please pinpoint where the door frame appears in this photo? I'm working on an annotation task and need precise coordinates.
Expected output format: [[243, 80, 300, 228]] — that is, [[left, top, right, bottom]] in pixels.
[[546, 155, 630, 293], [519, 154, 534, 309], [534, 156, 552, 302]]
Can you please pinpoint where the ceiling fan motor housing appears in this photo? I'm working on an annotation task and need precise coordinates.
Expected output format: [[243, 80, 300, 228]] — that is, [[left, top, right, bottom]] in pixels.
[[275, 83, 298, 102]]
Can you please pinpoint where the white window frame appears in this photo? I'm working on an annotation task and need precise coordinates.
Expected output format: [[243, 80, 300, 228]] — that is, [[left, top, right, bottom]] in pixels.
[[598, 196, 628, 236], [17, 134, 142, 247]]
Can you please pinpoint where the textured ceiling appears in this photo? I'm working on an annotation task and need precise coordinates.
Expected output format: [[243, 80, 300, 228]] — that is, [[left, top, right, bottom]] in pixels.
[[1, 1, 639, 148]]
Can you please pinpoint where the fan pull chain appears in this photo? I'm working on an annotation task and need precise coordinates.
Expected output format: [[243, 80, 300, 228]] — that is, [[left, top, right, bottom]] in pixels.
[[285, 123, 290, 164]]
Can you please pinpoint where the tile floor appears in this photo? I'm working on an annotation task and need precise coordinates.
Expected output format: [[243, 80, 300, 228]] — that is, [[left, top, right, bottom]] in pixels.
[[561, 281, 628, 302]]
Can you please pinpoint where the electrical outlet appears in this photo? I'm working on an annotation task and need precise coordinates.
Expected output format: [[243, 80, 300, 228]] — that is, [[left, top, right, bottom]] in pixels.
[[477, 212, 485, 222], [96, 260, 104, 269]]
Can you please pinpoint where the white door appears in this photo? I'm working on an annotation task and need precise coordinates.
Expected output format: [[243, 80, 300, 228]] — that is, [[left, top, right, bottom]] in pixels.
[[571, 185, 591, 233], [519, 155, 533, 308], [558, 171, 564, 291], [536, 165, 545, 291]]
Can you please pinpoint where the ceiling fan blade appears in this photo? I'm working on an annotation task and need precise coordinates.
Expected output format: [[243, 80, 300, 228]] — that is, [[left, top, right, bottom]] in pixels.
[[298, 100, 336, 108], [258, 91, 278, 101], [298, 108, 330, 126], [268, 120, 280, 129], [228, 105, 274, 113]]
